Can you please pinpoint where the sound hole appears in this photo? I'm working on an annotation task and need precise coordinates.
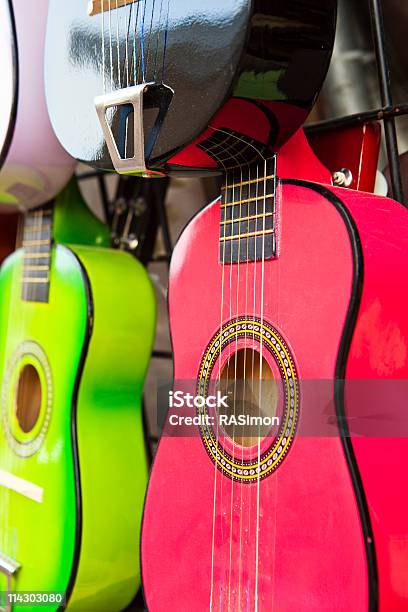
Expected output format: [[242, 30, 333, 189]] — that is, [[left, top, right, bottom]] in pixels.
[[219, 348, 278, 447], [15, 365, 42, 433]]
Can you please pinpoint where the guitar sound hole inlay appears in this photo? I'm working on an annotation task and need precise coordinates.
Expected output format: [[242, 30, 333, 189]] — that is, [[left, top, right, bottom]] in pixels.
[[16, 365, 42, 434], [197, 317, 300, 482]]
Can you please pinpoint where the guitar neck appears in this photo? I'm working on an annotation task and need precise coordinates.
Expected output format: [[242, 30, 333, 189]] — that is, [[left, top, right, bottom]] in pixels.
[[198, 128, 277, 264], [21, 209, 53, 303]]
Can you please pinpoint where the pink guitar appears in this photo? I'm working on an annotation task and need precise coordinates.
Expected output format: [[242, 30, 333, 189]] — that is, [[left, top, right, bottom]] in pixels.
[[141, 127, 408, 610], [0, 0, 75, 212]]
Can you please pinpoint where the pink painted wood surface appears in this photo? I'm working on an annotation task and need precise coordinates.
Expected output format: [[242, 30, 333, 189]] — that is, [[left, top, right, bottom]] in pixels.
[[142, 181, 368, 611], [331, 186, 408, 612]]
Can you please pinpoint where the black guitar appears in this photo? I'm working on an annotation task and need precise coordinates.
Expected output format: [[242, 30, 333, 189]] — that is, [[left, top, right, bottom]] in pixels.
[[45, 0, 337, 175]]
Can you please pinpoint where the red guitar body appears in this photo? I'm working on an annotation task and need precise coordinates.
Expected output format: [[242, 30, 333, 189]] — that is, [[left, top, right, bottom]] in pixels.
[[142, 133, 408, 611]]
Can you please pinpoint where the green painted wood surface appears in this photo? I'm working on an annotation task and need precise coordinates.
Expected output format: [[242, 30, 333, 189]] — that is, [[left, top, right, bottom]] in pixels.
[[0, 241, 154, 610]]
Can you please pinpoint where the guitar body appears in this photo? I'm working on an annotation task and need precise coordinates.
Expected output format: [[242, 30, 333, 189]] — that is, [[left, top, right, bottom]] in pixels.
[[0, 0, 75, 212], [142, 176, 408, 609], [0, 245, 154, 610], [0, 0, 17, 172], [45, 0, 336, 174]]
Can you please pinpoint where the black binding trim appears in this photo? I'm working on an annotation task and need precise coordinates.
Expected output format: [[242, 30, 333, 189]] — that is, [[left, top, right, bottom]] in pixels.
[[58, 246, 94, 610], [281, 179, 378, 612]]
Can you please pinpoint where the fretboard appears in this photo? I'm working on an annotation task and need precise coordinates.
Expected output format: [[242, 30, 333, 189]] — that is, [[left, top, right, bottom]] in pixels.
[[21, 210, 53, 303], [219, 158, 276, 263], [198, 129, 277, 264]]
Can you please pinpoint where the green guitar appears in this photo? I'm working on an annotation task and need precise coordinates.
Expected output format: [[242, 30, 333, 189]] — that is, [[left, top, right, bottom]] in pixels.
[[0, 180, 155, 611]]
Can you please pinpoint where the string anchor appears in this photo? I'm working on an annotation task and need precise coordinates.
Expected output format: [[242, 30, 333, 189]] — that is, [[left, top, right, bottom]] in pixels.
[[95, 83, 174, 177]]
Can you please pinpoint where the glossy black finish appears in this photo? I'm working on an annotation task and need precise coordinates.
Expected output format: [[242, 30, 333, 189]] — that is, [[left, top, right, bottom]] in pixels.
[[45, 0, 336, 174], [0, 0, 18, 172]]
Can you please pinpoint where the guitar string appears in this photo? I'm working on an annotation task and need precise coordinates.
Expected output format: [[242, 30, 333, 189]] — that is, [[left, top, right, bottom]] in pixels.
[[204, 137, 229, 612], [207, 128, 268, 609], [6, 209, 22, 565], [139, 0, 147, 82], [101, 0, 106, 93], [153, 0, 165, 81], [10, 210, 27, 564], [108, 0, 113, 90], [203, 131, 249, 609], [238, 160, 252, 609], [161, 0, 170, 81], [123, 1, 146, 158], [235, 147, 257, 612], [123, 2, 134, 88], [227, 142, 249, 611], [254, 156, 269, 612], [211, 129, 267, 610], [123, 3, 135, 159], [271, 158, 279, 612], [145, 0, 157, 80], [116, 0, 121, 86], [250, 161, 260, 612], [132, 0, 141, 84], [215, 137, 247, 609], [2, 210, 28, 571]]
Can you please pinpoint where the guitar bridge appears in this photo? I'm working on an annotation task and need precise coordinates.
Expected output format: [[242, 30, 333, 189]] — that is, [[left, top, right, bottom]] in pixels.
[[95, 83, 173, 177], [88, 0, 138, 16], [0, 554, 20, 612]]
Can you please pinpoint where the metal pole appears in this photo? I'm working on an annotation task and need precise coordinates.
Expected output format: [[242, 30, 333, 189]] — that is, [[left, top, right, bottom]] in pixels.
[[369, 0, 405, 204]]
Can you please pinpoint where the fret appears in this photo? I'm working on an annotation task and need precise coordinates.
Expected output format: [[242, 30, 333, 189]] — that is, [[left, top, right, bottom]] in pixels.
[[220, 229, 275, 242], [221, 216, 274, 240], [23, 252, 50, 259], [23, 220, 52, 228], [223, 179, 275, 204], [221, 175, 275, 191], [21, 277, 49, 284], [22, 239, 50, 247], [221, 234, 276, 265], [23, 268, 50, 278], [23, 224, 52, 234], [23, 223, 52, 233], [24, 211, 52, 227], [24, 265, 49, 271], [222, 199, 275, 223], [23, 233, 52, 244], [221, 212, 274, 225], [221, 193, 275, 208]]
